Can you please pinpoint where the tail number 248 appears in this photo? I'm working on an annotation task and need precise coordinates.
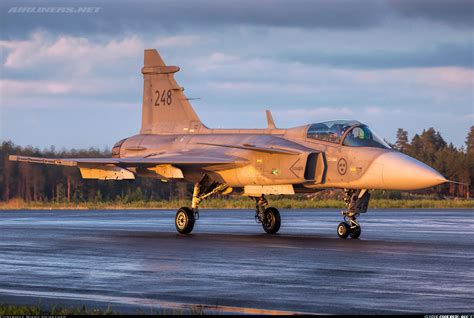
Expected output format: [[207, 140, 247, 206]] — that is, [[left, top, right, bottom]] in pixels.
[[154, 89, 172, 106]]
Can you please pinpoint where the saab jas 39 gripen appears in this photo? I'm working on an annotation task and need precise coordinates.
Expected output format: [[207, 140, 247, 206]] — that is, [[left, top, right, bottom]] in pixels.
[[10, 49, 449, 239]]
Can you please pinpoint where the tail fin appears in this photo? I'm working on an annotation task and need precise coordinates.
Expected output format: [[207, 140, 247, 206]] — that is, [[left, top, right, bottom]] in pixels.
[[140, 49, 205, 134]]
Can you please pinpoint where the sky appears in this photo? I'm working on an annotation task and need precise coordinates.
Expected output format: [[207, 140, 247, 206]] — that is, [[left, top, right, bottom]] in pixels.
[[1, 0, 473, 150]]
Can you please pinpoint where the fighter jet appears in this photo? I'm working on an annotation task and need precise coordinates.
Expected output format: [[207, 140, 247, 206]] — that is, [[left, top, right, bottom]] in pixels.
[[9, 49, 448, 239]]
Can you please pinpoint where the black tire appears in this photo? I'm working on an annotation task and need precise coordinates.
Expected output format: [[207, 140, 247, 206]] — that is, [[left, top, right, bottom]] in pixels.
[[262, 207, 281, 234], [337, 222, 350, 239], [350, 225, 361, 239], [175, 207, 195, 234]]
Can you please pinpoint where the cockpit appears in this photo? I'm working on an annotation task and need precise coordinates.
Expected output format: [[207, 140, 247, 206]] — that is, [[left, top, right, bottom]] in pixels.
[[307, 120, 390, 149]]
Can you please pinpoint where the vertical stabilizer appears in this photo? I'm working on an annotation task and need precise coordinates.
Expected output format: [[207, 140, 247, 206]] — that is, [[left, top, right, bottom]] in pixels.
[[140, 49, 205, 134]]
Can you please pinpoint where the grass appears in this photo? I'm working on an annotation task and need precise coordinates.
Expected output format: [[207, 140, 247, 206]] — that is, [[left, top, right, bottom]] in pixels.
[[1, 197, 473, 210], [0, 303, 208, 315], [0, 303, 116, 315]]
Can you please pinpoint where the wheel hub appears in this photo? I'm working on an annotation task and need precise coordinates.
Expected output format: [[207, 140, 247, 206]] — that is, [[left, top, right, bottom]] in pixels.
[[176, 211, 187, 229], [264, 213, 275, 228], [338, 225, 345, 236]]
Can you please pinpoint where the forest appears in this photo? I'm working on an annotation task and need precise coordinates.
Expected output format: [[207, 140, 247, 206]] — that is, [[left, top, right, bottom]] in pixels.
[[1, 126, 473, 205]]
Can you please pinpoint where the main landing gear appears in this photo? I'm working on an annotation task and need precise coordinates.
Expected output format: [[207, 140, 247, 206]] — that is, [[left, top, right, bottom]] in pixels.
[[253, 195, 281, 234], [174, 174, 283, 235], [175, 176, 231, 234], [337, 189, 370, 239]]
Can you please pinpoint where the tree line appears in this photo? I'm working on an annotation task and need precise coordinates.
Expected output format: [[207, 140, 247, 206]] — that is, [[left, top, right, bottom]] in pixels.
[[1, 126, 473, 203]]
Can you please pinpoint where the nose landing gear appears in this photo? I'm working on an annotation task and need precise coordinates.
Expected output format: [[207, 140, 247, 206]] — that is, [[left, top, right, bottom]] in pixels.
[[337, 214, 361, 239], [337, 189, 370, 239]]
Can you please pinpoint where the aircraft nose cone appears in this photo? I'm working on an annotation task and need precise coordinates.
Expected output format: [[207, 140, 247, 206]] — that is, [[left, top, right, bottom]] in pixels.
[[375, 151, 447, 190]]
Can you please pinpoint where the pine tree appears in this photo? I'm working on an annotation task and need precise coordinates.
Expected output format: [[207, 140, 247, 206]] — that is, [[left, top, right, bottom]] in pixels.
[[395, 128, 409, 153], [466, 126, 474, 197], [466, 126, 474, 151]]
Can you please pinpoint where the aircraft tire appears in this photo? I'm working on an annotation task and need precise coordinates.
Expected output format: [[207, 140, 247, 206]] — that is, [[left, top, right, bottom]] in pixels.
[[175, 207, 195, 234], [337, 222, 350, 239], [262, 207, 281, 234], [350, 225, 361, 239]]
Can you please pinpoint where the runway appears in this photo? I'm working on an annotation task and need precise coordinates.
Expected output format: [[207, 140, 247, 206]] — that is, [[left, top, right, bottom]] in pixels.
[[0, 209, 473, 314]]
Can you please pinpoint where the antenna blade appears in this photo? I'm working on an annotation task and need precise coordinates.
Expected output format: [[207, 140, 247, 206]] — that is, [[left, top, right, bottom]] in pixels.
[[266, 110, 276, 129]]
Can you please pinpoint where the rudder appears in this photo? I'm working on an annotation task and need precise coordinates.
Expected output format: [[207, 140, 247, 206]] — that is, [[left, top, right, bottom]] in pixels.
[[140, 49, 204, 134]]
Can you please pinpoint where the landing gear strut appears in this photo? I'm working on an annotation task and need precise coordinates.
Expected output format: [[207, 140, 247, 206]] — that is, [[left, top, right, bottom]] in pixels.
[[337, 189, 370, 239], [253, 195, 281, 234], [175, 175, 230, 234]]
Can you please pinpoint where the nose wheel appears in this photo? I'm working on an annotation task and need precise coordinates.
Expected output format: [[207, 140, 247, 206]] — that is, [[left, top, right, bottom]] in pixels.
[[337, 220, 361, 239], [337, 222, 350, 238], [349, 223, 361, 239], [337, 189, 369, 239]]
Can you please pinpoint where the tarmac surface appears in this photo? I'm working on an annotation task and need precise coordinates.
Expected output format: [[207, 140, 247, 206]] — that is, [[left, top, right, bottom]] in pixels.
[[0, 208, 473, 314]]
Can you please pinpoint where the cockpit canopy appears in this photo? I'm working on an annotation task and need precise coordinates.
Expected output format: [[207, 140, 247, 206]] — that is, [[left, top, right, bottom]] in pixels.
[[307, 120, 390, 149]]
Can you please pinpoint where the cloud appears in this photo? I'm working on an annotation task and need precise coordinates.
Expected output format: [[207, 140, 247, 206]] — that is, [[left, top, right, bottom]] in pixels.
[[411, 67, 474, 89], [155, 35, 201, 48], [2, 0, 472, 40], [0, 78, 135, 99], [390, 0, 474, 27], [363, 106, 402, 116], [1, 31, 142, 70], [0, 32, 143, 103], [1, 31, 203, 73], [280, 42, 474, 69], [0, 0, 384, 39], [206, 81, 316, 94], [0, 32, 207, 102], [1, 79, 73, 95], [2, 32, 472, 106], [274, 107, 355, 120]]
